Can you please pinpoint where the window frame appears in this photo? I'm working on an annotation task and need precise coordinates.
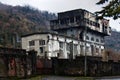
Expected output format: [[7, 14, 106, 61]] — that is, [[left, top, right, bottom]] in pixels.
[[29, 40, 35, 46]]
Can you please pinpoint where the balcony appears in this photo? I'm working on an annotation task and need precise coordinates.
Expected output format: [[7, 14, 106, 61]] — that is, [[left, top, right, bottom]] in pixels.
[[51, 21, 87, 30]]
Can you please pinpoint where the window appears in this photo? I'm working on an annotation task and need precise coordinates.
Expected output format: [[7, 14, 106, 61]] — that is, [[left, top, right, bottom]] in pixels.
[[76, 16, 81, 22], [101, 49, 104, 54], [96, 48, 99, 55], [79, 31, 84, 40], [90, 21, 93, 25], [61, 19, 65, 24], [29, 40, 35, 46], [47, 36, 49, 39], [40, 47, 44, 53], [70, 17, 74, 23], [74, 44, 78, 55], [66, 18, 69, 24], [86, 46, 89, 53], [80, 45, 84, 55], [91, 37, 94, 41], [59, 42, 63, 48], [96, 39, 99, 42], [66, 43, 70, 51], [96, 23, 100, 27], [39, 40, 45, 45], [86, 36, 89, 40]]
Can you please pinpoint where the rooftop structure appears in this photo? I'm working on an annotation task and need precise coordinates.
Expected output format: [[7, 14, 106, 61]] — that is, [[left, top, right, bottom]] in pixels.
[[50, 9, 111, 39]]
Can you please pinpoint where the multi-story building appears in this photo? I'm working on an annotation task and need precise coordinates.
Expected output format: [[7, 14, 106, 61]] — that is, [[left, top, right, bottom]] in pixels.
[[21, 9, 111, 59], [50, 9, 111, 37], [50, 9, 111, 57]]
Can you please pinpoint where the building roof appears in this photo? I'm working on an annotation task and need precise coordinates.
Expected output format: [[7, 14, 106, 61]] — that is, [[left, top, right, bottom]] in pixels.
[[58, 8, 95, 16], [21, 31, 57, 37], [21, 31, 79, 41]]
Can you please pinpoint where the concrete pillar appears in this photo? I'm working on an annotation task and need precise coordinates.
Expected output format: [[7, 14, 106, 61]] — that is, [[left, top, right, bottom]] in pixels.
[[64, 42, 68, 58]]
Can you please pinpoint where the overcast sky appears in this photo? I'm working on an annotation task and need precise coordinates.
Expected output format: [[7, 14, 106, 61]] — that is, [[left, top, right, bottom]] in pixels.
[[0, 0, 120, 31]]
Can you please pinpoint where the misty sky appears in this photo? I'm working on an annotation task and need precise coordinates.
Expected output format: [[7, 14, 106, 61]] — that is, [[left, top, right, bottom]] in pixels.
[[0, 0, 120, 31]]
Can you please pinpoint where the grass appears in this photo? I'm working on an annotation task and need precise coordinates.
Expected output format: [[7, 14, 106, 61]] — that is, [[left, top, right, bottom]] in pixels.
[[26, 75, 95, 80], [1, 75, 95, 80], [74, 77, 95, 80], [27, 75, 42, 80]]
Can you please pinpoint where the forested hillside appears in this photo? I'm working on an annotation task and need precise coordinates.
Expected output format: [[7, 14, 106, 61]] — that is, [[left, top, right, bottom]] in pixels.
[[0, 2, 120, 52], [0, 2, 56, 48], [105, 30, 120, 52]]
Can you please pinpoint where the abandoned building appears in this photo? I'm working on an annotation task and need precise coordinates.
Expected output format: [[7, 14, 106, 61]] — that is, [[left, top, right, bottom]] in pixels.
[[1, 9, 119, 77], [22, 31, 80, 59], [22, 9, 111, 59], [50, 9, 111, 57]]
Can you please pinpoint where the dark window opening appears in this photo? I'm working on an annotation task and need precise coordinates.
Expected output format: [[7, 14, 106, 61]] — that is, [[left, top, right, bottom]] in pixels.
[[70, 17, 74, 23], [39, 40, 45, 45], [86, 36, 89, 40], [96, 39, 99, 42], [40, 47, 44, 53], [91, 37, 94, 41], [79, 31, 84, 40], [29, 40, 35, 46], [76, 16, 81, 22]]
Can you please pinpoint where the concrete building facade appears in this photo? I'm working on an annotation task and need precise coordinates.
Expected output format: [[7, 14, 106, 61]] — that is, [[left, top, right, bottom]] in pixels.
[[22, 9, 111, 59], [22, 32, 105, 59], [22, 32, 80, 59], [50, 9, 111, 58]]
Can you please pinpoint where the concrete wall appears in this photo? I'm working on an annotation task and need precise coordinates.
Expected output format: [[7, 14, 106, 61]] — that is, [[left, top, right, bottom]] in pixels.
[[52, 57, 120, 76]]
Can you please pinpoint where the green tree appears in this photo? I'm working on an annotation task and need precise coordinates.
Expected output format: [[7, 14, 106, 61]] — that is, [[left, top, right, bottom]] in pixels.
[[96, 0, 120, 19]]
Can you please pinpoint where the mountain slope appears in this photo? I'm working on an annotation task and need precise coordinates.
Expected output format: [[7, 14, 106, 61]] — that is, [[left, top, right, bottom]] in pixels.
[[105, 30, 120, 52], [0, 3, 56, 48], [0, 2, 120, 52]]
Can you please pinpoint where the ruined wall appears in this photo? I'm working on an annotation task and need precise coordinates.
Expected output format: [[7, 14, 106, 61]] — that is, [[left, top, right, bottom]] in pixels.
[[52, 56, 120, 76], [0, 48, 37, 78]]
